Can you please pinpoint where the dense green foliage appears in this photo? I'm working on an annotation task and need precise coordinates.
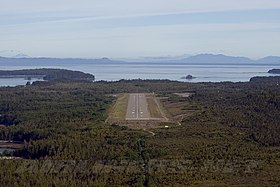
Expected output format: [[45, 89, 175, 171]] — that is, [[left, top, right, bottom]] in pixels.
[[0, 77, 279, 186]]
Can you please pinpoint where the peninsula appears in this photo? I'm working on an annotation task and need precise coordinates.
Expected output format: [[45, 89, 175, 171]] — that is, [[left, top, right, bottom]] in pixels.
[[268, 69, 280, 74], [0, 68, 95, 81]]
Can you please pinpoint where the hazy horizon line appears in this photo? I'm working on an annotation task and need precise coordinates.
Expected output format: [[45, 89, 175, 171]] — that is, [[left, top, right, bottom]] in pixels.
[[1, 52, 280, 60]]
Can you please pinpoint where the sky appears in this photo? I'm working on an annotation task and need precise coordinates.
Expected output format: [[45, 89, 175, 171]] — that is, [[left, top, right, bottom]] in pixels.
[[0, 0, 280, 59]]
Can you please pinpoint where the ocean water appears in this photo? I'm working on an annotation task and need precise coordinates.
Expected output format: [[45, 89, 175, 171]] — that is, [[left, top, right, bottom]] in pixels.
[[0, 63, 278, 87]]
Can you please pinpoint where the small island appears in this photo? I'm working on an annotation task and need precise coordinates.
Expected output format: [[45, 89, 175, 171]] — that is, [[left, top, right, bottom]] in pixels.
[[0, 68, 95, 81], [184, 74, 195, 80], [268, 69, 280, 74]]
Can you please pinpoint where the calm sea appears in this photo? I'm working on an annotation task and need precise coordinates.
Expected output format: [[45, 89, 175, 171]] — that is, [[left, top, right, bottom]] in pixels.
[[0, 63, 278, 87]]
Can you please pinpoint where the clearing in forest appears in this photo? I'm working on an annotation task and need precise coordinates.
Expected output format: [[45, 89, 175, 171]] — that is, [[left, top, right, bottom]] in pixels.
[[107, 93, 168, 127]]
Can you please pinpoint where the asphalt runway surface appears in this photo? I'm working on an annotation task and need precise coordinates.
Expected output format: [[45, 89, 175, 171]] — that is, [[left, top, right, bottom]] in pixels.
[[125, 93, 150, 120]]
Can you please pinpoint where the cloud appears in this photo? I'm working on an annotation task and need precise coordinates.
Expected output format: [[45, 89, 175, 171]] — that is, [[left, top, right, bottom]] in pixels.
[[1, 21, 279, 58], [2, 1, 280, 30], [1, 9, 280, 29], [2, 0, 280, 17], [1, 0, 280, 58]]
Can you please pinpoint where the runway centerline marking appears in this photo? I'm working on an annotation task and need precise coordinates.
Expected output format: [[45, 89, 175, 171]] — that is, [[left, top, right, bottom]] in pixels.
[[125, 93, 151, 120]]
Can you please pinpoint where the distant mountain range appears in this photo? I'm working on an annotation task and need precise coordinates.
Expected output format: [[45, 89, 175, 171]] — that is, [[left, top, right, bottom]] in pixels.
[[175, 54, 280, 64], [116, 54, 191, 62], [0, 50, 30, 58], [0, 56, 120, 66], [0, 54, 280, 65], [12, 54, 30, 58], [178, 54, 253, 64]]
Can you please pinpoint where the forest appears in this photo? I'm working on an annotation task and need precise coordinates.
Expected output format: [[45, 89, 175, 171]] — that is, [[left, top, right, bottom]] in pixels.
[[0, 77, 279, 186], [268, 69, 280, 74], [0, 69, 95, 81]]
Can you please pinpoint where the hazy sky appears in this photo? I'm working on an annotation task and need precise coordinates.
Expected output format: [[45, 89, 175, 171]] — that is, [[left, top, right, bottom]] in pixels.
[[1, 0, 280, 58]]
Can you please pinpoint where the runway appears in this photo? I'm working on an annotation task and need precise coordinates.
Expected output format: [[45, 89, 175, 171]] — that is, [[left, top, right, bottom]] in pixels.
[[125, 93, 150, 120]]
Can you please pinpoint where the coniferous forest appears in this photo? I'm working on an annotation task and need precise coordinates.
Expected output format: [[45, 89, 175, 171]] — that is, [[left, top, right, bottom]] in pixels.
[[0, 77, 279, 186]]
